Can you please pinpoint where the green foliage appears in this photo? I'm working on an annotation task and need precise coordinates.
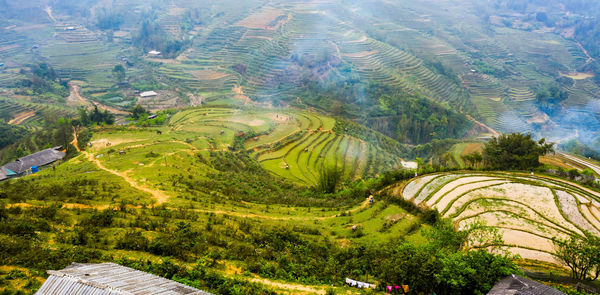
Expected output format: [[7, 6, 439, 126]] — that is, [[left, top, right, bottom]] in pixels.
[[302, 82, 472, 145], [78, 106, 115, 126], [318, 165, 342, 193], [130, 104, 148, 121], [0, 123, 27, 150], [16, 64, 68, 99], [552, 234, 600, 281], [112, 64, 126, 84], [484, 133, 554, 170], [560, 140, 600, 162], [95, 8, 123, 30], [133, 20, 190, 58], [0, 116, 75, 164], [436, 250, 522, 295], [536, 85, 569, 115]]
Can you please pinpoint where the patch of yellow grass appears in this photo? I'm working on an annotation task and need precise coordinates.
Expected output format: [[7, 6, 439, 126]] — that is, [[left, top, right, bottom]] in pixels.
[[560, 71, 595, 80]]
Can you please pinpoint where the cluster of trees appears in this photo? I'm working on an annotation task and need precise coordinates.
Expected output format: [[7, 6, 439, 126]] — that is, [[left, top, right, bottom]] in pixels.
[[301, 81, 472, 145], [536, 84, 569, 115], [133, 20, 190, 58], [129, 104, 148, 120], [0, 123, 26, 150], [77, 106, 115, 126], [95, 8, 123, 30], [16, 63, 68, 99], [483, 133, 554, 170]]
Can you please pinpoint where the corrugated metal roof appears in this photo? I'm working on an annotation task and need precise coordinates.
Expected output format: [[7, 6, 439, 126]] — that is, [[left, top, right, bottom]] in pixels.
[[2, 146, 65, 174], [487, 274, 565, 295], [0, 167, 7, 181], [35, 263, 212, 295]]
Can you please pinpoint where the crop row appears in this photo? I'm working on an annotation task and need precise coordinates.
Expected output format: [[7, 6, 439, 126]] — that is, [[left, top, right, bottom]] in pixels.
[[396, 172, 600, 263]]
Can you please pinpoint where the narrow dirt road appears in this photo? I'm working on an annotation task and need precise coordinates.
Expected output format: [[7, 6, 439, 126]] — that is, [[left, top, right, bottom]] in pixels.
[[71, 128, 80, 152], [465, 114, 500, 137], [44, 6, 57, 23], [83, 151, 170, 204], [69, 84, 129, 115]]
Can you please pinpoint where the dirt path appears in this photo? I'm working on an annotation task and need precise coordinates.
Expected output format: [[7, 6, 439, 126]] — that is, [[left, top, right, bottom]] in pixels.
[[82, 151, 170, 204], [69, 84, 129, 115], [44, 6, 57, 23], [465, 114, 500, 137], [71, 128, 80, 152], [576, 42, 595, 68], [232, 86, 253, 105], [67, 84, 89, 106], [7, 111, 35, 125]]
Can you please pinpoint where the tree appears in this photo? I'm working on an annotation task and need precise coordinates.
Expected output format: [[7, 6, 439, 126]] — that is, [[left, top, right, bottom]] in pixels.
[[318, 165, 342, 193], [112, 64, 126, 84], [130, 104, 148, 120], [553, 234, 600, 281], [436, 250, 521, 295], [483, 133, 554, 170]]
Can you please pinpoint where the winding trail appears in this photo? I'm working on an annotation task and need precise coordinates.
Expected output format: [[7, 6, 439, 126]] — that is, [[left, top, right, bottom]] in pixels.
[[71, 128, 80, 152], [83, 150, 170, 204], [44, 6, 56, 23], [68, 84, 129, 115]]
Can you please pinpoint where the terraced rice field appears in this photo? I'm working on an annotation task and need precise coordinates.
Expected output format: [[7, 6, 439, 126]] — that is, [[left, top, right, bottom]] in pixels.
[[391, 172, 600, 264], [166, 107, 405, 186], [0, 98, 74, 130]]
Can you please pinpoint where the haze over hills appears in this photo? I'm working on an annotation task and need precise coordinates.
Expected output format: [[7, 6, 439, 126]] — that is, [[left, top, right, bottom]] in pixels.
[[2, 0, 600, 294], [1, 0, 600, 144]]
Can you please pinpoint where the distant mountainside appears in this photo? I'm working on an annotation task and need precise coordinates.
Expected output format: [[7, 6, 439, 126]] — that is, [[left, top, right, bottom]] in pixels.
[[0, 0, 600, 148]]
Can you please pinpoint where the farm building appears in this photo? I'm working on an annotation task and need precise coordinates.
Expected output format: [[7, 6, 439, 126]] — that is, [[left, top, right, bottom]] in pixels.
[[487, 274, 565, 295], [140, 91, 158, 98], [35, 262, 213, 295], [148, 50, 161, 56], [0, 146, 65, 179]]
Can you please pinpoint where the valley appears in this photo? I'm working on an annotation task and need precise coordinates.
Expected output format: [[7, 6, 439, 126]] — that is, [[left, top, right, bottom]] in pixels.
[[2, 0, 600, 294]]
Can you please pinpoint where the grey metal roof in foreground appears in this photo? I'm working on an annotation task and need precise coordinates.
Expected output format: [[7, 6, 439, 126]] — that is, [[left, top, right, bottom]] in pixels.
[[487, 274, 565, 295], [35, 263, 212, 295], [0, 168, 7, 181], [2, 146, 65, 174]]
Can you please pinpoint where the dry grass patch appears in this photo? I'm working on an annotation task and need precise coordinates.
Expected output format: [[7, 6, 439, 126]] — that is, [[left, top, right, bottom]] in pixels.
[[189, 70, 231, 80]]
